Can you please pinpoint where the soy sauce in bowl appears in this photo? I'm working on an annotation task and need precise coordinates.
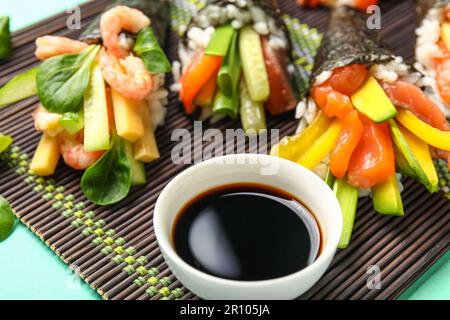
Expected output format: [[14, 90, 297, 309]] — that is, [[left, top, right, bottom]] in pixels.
[[172, 183, 322, 281]]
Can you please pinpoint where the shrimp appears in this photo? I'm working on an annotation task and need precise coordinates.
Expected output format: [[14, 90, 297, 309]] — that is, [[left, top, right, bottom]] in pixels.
[[99, 48, 153, 100], [35, 36, 88, 60], [33, 105, 64, 137], [59, 132, 104, 170], [100, 5, 150, 59]]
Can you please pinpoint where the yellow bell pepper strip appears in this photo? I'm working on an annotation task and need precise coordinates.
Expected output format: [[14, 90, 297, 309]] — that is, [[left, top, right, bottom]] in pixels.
[[398, 123, 439, 193], [296, 119, 341, 170], [396, 109, 450, 151], [270, 111, 330, 161], [180, 51, 223, 115]]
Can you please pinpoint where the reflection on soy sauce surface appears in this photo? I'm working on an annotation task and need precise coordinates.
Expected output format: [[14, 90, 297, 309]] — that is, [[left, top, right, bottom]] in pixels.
[[172, 183, 322, 281]]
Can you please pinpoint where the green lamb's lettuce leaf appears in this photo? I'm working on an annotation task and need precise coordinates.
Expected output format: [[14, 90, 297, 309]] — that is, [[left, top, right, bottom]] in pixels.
[[133, 27, 171, 74], [59, 110, 84, 135], [0, 67, 38, 108], [0, 16, 12, 60], [0, 196, 15, 242], [0, 134, 12, 153], [81, 134, 132, 205], [37, 45, 100, 114]]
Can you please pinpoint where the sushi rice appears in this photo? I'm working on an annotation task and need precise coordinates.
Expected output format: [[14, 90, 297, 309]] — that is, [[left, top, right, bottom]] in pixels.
[[171, 0, 291, 95], [415, 0, 450, 116]]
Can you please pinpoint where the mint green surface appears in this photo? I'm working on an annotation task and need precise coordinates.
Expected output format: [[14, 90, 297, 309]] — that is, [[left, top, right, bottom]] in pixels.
[[0, 224, 100, 300], [399, 251, 450, 300], [0, 0, 448, 301], [0, 0, 99, 300], [0, 0, 86, 31]]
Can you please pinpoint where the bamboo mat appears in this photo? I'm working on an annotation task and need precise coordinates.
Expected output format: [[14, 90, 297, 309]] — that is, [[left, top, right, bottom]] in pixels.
[[0, 0, 448, 300]]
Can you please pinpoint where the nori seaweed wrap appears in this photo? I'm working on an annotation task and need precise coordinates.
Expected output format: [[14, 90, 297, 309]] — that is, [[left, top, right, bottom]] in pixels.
[[312, 5, 394, 81], [79, 0, 170, 45], [174, 0, 299, 132]]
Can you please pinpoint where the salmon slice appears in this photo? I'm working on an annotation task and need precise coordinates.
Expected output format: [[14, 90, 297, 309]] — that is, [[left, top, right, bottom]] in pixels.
[[348, 116, 396, 189], [327, 64, 368, 96], [382, 80, 450, 131]]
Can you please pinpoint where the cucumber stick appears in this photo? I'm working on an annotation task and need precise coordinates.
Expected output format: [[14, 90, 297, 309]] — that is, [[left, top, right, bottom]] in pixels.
[[239, 26, 270, 102], [124, 141, 146, 186], [206, 24, 235, 56], [325, 166, 335, 188], [84, 62, 110, 152], [333, 178, 358, 249], [239, 79, 266, 134]]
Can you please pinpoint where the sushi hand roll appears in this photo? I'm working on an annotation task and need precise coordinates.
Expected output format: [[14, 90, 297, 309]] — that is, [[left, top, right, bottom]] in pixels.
[[173, 0, 298, 134], [271, 6, 450, 247], [296, 0, 379, 11], [415, 0, 450, 117], [1, 0, 171, 205]]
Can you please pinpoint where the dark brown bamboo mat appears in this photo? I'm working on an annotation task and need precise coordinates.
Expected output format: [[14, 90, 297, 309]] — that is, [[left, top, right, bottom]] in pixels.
[[0, 0, 448, 300]]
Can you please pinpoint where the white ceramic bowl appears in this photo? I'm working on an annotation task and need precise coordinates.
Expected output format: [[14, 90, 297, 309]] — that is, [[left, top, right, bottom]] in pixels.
[[154, 154, 342, 300]]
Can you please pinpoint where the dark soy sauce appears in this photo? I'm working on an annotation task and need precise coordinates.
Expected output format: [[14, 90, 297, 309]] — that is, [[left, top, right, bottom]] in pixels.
[[172, 183, 322, 281]]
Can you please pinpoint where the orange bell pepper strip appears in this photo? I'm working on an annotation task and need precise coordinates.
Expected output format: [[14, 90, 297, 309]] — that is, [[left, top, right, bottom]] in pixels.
[[331, 110, 364, 179], [312, 85, 364, 178], [348, 116, 396, 189], [355, 0, 379, 11], [180, 51, 223, 114], [193, 72, 218, 108]]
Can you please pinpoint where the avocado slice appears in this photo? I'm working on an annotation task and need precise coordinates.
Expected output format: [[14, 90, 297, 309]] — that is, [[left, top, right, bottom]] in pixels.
[[124, 141, 147, 186], [372, 175, 404, 216], [388, 120, 438, 193], [351, 76, 398, 123], [394, 145, 417, 178]]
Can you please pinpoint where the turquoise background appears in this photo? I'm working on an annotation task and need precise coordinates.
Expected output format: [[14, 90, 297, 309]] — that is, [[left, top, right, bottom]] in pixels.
[[0, 0, 448, 300]]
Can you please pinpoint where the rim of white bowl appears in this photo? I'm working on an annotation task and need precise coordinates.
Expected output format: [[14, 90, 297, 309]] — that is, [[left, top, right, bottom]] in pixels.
[[154, 154, 343, 288]]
